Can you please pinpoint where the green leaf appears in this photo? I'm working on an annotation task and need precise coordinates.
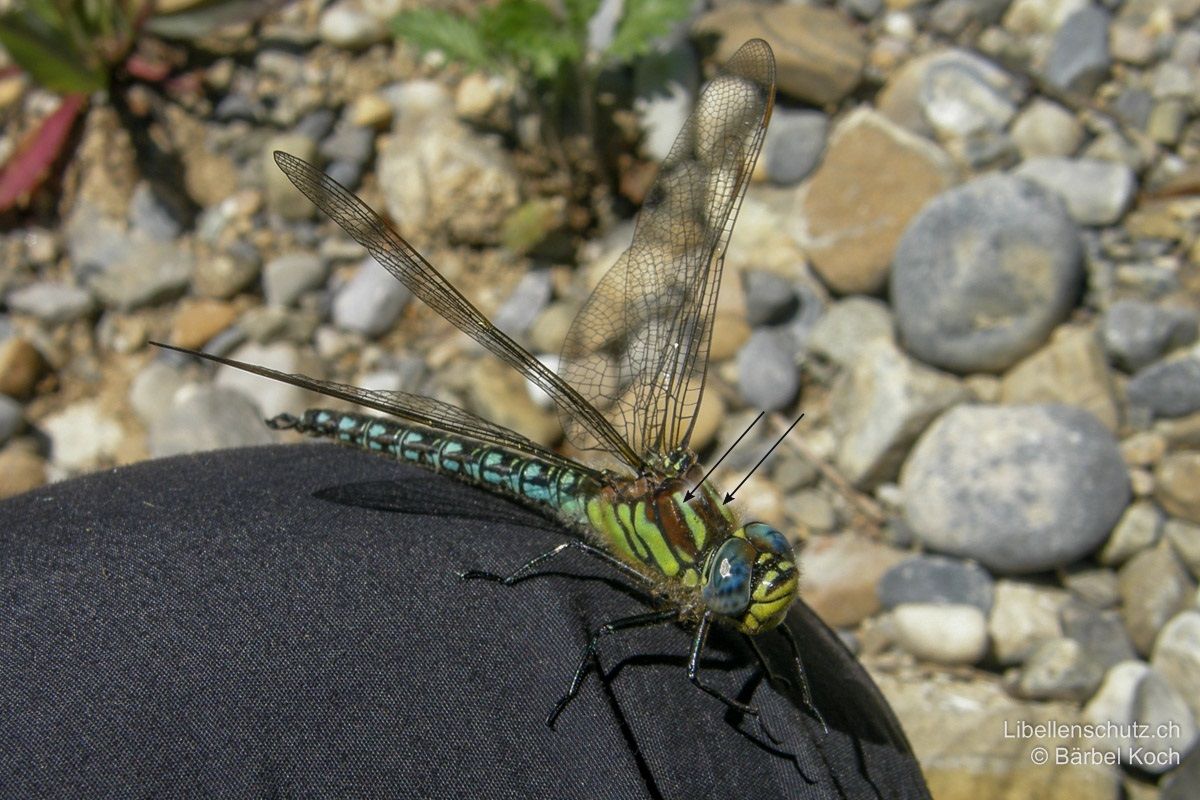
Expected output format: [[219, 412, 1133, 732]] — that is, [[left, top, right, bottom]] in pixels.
[[393, 8, 492, 71], [0, 10, 107, 93], [562, 0, 601, 36], [607, 0, 692, 62], [481, 0, 580, 81]]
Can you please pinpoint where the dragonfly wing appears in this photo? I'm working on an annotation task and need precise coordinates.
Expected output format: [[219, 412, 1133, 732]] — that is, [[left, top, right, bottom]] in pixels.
[[272, 152, 643, 473], [559, 39, 775, 460], [152, 341, 599, 478]]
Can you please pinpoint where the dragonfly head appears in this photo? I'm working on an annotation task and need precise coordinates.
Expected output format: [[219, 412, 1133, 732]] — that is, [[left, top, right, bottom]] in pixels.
[[701, 522, 797, 635]]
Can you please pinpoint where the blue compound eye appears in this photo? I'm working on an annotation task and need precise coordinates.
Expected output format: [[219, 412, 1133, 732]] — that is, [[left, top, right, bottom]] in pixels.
[[744, 522, 791, 557], [702, 538, 755, 617]]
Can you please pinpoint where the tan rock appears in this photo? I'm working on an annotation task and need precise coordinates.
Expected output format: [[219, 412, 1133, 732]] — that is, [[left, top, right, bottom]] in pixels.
[[796, 109, 956, 294], [0, 338, 48, 399], [695, 4, 866, 105], [0, 443, 46, 498], [1000, 325, 1120, 431], [1156, 452, 1200, 524], [877, 676, 1121, 800], [799, 533, 908, 628], [170, 299, 240, 351]]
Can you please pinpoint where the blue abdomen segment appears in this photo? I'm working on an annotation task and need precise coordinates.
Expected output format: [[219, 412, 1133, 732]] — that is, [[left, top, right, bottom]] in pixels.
[[284, 409, 592, 521]]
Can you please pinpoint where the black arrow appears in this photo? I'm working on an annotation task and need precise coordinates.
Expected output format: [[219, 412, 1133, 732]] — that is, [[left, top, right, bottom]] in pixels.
[[685, 411, 764, 501], [723, 412, 805, 504]]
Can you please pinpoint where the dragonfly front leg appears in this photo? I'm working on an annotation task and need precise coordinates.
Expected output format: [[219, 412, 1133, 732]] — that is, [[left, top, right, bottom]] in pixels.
[[773, 622, 828, 734], [688, 612, 781, 746], [547, 609, 679, 728], [459, 538, 654, 589]]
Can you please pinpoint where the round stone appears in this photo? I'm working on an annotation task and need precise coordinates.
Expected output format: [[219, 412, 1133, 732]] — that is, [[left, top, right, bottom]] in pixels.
[[892, 603, 989, 665], [736, 329, 800, 412], [891, 174, 1083, 373], [1127, 354, 1200, 419], [901, 404, 1130, 572], [1010, 637, 1104, 701], [878, 554, 995, 612]]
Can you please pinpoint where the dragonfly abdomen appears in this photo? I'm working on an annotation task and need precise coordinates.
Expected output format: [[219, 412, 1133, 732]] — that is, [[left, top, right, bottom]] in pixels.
[[277, 409, 594, 521]]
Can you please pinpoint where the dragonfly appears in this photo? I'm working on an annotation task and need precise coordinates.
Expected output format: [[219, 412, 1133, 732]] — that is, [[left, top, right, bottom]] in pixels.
[[156, 38, 821, 749]]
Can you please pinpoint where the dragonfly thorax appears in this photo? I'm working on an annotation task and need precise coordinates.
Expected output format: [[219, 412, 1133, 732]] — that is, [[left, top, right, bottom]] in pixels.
[[701, 522, 798, 635]]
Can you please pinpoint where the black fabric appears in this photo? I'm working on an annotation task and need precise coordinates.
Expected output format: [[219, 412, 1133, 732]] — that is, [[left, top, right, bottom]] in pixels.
[[0, 444, 930, 799]]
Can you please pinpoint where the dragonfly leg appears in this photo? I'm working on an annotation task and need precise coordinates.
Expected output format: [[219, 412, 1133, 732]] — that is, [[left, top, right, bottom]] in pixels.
[[688, 612, 780, 745], [459, 539, 654, 589], [546, 609, 679, 728], [778, 621, 828, 734]]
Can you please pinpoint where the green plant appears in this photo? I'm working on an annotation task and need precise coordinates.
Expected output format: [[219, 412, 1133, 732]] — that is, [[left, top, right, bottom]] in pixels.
[[392, 0, 693, 223], [0, 0, 284, 214]]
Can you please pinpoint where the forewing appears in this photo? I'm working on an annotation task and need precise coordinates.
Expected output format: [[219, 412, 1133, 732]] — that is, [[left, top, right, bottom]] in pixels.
[[152, 341, 598, 478], [272, 151, 642, 473], [559, 39, 775, 460]]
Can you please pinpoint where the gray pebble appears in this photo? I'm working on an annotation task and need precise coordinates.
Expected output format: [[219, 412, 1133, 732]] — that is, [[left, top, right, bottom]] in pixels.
[[214, 92, 263, 123], [324, 161, 363, 190], [1101, 299, 1198, 372], [1164, 519, 1200, 581], [988, 580, 1068, 665], [128, 359, 187, 428], [1061, 600, 1138, 671], [1118, 544, 1196, 657], [1044, 5, 1111, 95], [193, 242, 262, 299], [493, 270, 552, 337], [1012, 156, 1135, 226], [807, 296, 893, 368], [1161, 742, 1200, 800], [736, 329, 800, 412], [1011, 637, 1104, 701], [1062, 565, 1121, 609], [262, 252, 327, 308], [318, 2, 386, 50], [1099, 501, 1163, 566], [742, 271, 798, 327], [63, 202, 131, 278], [1112, 86, 1154, 130], [891, 174, 1082, 373], [878, 554, 995, 612], [0, 394, 22, 444], [1082, 661, 1148, 753], [919, 53, 1017, 139], [319, 124, 374, 167], [332, 257, 411, 338], [150, 385, 276, 458], [1010, 99, 1083, 158], [88, 240, 193, 312], [782, 489, 837, 532], [1127, 354, 1200, 418], [1131, 668, 1199, 774], [771, 452, 819, 492], [830, 337, 968, 488], [1151, 610, 1200, 726], [842, 0, 882, 19], [295, 109, 336, 143], [5, 282, 93, 324], [761, 109, 827, 185], [901, 404, 1130, 573], [128, 183, 182, 241]]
